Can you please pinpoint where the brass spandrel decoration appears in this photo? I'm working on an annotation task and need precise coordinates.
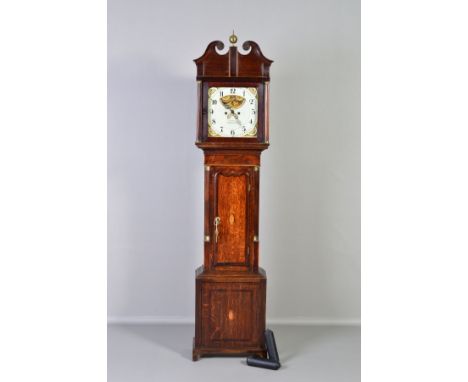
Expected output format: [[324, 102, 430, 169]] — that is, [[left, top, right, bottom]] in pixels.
[[208, 124, 221, 137], [245, 124, 257, 137], [247, 87, 258, 98], [208, 87, 218, 97]]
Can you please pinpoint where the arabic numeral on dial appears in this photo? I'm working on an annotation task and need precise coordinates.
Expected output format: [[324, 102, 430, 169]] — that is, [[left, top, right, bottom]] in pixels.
[[212, 119, 216, 124], [220, 91, 223, 96], [252, 109, 256, 114], [249, 99, 254, 104], [243, 126, 246, 132], [220, 126, 223, 132], [230, 88, 236, 94], [230, 129, 235, 136], [250, 119, 253, 124], [211, 109, 214, 114], [212, 99, 217, 105]]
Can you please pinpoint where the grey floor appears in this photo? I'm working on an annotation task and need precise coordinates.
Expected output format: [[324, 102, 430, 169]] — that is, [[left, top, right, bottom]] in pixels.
[[108, 324, 360, 382]]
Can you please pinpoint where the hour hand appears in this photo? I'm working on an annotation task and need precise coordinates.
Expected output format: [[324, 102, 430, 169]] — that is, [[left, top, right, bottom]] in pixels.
[[230, 109, 239, 120], [226, 108, 238, 120]]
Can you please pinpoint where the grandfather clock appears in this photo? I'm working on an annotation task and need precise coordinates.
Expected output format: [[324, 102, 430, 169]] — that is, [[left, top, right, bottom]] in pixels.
[[192, 33, 273, 361]]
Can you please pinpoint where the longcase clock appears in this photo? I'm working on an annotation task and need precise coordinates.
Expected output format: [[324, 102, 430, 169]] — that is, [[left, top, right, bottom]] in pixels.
[[192, 34, 273, 361]]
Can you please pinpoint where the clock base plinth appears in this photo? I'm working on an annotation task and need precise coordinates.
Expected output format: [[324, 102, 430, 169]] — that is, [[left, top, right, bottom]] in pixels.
[[192, 340, 267, 361], [193, 266, 267, 361]]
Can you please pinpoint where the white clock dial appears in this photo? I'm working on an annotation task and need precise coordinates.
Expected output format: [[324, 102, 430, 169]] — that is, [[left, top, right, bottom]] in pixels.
[[207, 87, 258, 138]]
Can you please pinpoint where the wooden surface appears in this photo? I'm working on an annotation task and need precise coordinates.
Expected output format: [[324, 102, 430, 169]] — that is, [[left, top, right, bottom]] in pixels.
[[207, 165, 257, 271], [193, 39, 272, 360], [216, 171, 247, 265], [194, 40, 273, 80], [193, 267, 267, 361]]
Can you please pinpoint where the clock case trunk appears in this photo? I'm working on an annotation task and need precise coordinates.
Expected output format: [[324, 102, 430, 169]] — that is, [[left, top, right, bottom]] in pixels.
[[192, 40, 272, 361]]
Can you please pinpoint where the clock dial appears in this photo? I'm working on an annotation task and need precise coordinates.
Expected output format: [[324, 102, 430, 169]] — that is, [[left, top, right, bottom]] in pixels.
[[208, 87, 258, 138]]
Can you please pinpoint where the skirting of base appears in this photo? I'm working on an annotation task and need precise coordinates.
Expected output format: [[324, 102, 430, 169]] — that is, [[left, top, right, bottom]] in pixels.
[[192, 338, 267, 361]]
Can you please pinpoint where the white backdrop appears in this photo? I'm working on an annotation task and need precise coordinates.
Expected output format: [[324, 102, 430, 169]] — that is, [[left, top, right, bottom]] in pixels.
[[108, 0, 360, 323]]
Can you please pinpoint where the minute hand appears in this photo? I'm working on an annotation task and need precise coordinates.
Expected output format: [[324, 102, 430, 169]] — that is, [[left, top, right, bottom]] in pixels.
[[229, 109, 240, 120]]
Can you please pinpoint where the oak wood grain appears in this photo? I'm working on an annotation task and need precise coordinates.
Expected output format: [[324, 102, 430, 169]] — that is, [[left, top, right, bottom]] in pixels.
[[193, 39, 272, 360], [216, 172, 247, 265]]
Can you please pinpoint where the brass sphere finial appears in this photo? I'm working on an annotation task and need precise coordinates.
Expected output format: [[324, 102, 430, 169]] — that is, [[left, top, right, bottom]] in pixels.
[[229, 31, 238, 45]]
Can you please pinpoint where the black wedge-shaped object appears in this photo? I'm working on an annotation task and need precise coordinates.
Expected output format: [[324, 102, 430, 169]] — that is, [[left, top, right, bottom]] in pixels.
[[246, 329, 281, 370], [246, 356, 281, 370], [264, 329, 280, 363]]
